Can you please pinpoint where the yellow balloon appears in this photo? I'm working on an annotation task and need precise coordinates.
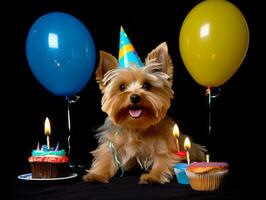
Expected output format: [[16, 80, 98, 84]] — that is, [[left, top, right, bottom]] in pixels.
[[179, 0, 249, 87]]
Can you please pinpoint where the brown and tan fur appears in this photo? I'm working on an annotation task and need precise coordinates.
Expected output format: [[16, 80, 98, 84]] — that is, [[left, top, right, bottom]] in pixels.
[[83, 42, 206, 184]]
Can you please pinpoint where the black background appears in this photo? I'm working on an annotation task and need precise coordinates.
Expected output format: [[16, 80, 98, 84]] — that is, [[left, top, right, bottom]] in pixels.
[[2, 0, 261, 198]]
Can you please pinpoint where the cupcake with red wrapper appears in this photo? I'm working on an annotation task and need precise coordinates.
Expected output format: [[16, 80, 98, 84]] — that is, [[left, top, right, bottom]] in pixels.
[[186, 162, 229, 191], [28, 143, 69, 178]]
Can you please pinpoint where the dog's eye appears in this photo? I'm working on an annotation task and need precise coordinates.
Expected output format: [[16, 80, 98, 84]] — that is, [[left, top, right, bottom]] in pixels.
[[119, 84, 126, 91], [142, 82, 152, 91]]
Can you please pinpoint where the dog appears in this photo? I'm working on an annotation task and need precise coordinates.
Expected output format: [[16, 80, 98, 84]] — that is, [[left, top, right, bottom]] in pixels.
[[83, 42, 206, 184]]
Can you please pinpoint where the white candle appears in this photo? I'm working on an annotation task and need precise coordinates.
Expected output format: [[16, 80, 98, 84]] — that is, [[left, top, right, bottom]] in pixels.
[[173, 124, 180, 152], [44, 117, 51, 149], [184, 137, 191, 164], [206, 154, 210, 163], [186, 151, 190, 165]]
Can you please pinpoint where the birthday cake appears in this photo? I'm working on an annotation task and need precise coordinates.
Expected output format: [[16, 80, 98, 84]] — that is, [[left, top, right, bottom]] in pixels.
[[186, 162, 229, 191], [28, 144, 69, 178]]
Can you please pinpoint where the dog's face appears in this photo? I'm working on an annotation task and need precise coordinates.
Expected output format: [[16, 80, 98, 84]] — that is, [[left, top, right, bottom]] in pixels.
[[96, 42, 174, 129]]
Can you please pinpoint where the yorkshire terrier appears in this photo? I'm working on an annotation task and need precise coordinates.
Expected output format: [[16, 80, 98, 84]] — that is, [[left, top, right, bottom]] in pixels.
[[83, 42, 206, 184]]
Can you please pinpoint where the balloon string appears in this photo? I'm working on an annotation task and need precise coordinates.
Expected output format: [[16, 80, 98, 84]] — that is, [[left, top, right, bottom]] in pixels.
[[65, 95, 80, 168], [67, 103, 71, 133], [205, 87, 221, 135], [207, 87, 212, 136]]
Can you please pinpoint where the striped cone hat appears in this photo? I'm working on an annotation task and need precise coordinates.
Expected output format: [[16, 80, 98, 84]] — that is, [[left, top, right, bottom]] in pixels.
[[118, 26, 143, 68]]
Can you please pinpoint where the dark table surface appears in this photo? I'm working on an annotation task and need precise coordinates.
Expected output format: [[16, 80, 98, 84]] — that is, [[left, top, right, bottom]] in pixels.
[[10, 166, 244, 200]]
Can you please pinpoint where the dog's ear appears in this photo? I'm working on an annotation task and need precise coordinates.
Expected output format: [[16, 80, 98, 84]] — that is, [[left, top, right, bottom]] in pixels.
[[145, 42, 173, 77], [96, 51, 118, 90]]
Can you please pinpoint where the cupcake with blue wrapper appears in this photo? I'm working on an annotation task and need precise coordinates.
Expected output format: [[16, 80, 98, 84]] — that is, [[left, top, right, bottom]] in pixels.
[[174, 136, 192, 185], [174, 163, 189, 184], [173, 125, 191, 185]]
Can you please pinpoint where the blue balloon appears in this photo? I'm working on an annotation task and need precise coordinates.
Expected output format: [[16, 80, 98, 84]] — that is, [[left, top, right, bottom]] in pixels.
[[26, 12, 96, 96]]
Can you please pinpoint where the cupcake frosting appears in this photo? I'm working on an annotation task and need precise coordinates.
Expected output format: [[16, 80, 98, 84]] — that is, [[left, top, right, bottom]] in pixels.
[[32, 144, 66, 156], [29, 144, 69, 163], [32, 149, 66, 156], [187, 162, 229, 173]]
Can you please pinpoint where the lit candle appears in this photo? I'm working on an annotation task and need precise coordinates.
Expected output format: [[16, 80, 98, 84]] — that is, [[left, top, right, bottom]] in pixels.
[[184, 137, 191, 164], [206, 154, 210, 163], [44, 117, 51, 149], [173, 124, 180, 152]]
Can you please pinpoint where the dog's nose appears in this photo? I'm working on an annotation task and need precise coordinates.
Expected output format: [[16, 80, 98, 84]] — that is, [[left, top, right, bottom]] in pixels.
[[130, 94, 141, 104]]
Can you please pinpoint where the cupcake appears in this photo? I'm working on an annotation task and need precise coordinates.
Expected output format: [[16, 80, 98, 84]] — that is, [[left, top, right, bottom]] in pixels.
[[174, 151, 189, 184], [186, 162, 229, 191], [28, 143, 69, 178], [174, 163, 189, 184]]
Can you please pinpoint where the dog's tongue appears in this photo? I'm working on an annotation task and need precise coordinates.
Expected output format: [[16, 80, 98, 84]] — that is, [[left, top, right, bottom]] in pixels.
[[129, 109, 142, 118]]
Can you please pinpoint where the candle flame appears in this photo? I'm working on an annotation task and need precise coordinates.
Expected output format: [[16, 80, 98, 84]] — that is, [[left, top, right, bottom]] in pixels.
[[44, 117, 51, 136], [173, 124, 179, 138], [184, 137, 191, 151]]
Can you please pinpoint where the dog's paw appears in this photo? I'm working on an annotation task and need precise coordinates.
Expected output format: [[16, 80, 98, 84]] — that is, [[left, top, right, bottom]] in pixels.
[[82, 173, 109, 183], [139, 173, 164, 184]]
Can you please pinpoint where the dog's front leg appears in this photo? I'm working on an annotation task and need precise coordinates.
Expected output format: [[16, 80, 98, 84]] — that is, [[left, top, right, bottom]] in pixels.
[[83, 142, 118, 183], [139, 154, 174, 184]]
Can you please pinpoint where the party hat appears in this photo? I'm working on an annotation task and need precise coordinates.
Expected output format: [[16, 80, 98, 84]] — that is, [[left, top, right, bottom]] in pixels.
[[119, 26, 143, 68]]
